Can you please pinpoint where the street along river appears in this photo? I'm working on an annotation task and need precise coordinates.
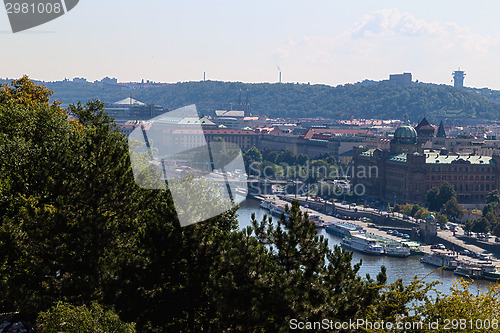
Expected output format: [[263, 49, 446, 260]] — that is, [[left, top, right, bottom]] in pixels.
[[237, 199, 496, 295]]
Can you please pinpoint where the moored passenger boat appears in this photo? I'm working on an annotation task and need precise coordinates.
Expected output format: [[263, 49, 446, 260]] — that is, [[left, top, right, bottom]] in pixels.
[[454, 262, 482, 279], [384, 243, 411, 258], [325, 221, 359, 238], [270, 205, 286, 217], [479, 263, 500, 281], [308, 215, 324, 228], [341, 232, 384, 255], [259, 200, 272, 210], [420, 250, 459, 270]]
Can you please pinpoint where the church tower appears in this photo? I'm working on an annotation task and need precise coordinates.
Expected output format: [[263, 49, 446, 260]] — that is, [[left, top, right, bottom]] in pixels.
[[415, 117, 435, 144], [436, 121, 446, 138]]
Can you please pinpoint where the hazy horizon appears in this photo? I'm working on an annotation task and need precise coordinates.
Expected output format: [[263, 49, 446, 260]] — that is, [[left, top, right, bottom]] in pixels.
[[2, 1, 500, 89]]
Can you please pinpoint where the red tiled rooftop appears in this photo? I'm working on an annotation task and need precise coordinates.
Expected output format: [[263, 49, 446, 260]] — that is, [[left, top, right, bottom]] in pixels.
[[302, 128, 374, 139]]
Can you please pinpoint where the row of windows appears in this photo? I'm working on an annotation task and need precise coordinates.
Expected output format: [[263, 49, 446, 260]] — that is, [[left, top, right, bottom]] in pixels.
[[457, 194, 485, 202], [427, 175, 495, 181], [428, 166, 493, 173], [427, 183, 495, 192]]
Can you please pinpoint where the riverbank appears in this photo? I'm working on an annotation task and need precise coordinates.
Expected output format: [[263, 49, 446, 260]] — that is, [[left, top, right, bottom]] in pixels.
[[237, 199, 498, 294], [253, 194, 500, 267]]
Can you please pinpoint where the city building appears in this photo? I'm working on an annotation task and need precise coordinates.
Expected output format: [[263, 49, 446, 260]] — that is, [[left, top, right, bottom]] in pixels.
[[204, 128, 259, 150], [353, 120, 500, 208], [104, 97, 166, 122], [389, 72, 412, 85]]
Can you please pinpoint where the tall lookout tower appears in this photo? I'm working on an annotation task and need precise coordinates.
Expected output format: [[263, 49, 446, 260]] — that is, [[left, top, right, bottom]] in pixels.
[[452, 69, 465, 88]]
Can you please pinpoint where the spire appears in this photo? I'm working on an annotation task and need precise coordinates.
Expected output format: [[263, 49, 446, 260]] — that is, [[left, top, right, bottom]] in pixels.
[[436, 121, 446, 138]]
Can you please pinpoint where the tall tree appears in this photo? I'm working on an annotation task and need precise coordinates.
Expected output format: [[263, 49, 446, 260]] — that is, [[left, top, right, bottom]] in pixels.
[[37, 302, 136, 333], [0, 75, 54, 107], [250, 201, 386, 326], [443, 197, 464, 220], [486, 189, 500, 205], [437, 181, 456, 209], [426, 186, 440, 211], [0, 95, 146, 314]]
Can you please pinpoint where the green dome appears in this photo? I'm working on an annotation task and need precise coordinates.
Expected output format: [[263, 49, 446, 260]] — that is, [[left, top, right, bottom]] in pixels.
[[426, 214, 436, 221], [393, 125, 417, 144]]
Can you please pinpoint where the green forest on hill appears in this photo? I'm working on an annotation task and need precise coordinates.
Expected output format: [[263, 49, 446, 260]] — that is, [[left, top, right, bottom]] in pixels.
[[29, 79, 500, 122]]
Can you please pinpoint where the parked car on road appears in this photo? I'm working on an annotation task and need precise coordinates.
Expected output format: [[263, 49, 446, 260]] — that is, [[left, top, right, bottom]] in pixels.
[[479, 253, 491, 261]]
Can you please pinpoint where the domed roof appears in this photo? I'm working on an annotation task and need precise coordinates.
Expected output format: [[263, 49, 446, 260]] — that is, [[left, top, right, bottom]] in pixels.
[[394, 125, 417, 139], [393, 125, 417, 144], [426, 214, 436, 221]]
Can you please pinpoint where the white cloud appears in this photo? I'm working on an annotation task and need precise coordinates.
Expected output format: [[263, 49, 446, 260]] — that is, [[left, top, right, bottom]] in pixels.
[[351, 8, 435, 38], [273, 7, 500, 86], [349, 8, 497, 53]]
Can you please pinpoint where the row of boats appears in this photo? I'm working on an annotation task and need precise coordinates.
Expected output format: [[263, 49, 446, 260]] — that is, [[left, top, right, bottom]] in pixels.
[[261, 201, 289, 219], [260, 199, 500, 281], [323, 219, 413, 257], [260, 199, 414, 257], [420, 250, 500, 281], [324, 218, 500, 281]]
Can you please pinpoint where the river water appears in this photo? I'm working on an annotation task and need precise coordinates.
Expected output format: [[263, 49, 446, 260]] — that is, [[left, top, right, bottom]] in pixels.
[[237, 199, 495, 296]]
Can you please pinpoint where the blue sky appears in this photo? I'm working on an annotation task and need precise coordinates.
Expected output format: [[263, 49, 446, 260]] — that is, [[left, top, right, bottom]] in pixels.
[[2, 0, 500, 89]]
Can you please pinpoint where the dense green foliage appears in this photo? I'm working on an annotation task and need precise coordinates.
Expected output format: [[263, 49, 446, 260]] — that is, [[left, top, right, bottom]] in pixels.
[[37, 302, 136, 333], [4, 77, 500, 332], [0, 77, 156, 318], [464, 190, 500, 235], [243, 147, 340, 180], [23, 79, 500, 121], [425, 181, 463, 220], [0, 77, 387, 332], [366, 278, 500, 333]]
